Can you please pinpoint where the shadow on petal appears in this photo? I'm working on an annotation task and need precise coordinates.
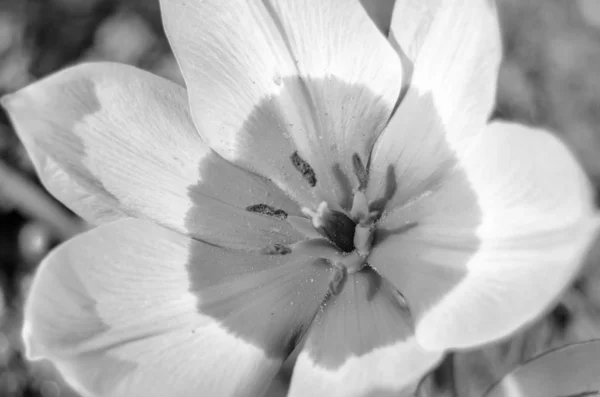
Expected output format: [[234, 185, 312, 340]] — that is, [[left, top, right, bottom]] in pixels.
[[287, 268, 443, 396], [367, 89, 482, 338], [185, 251, 332, 360], [183, 77, 401, 360], [306, 268, 413, 368], [192, 76, 394, 212]]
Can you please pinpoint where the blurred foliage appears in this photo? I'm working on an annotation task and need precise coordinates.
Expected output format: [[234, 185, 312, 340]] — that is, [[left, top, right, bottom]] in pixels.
[[0, 0, 600, 396]]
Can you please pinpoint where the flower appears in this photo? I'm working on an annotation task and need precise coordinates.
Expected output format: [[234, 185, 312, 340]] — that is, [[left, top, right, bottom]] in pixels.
[[2, 0, 598, 396]]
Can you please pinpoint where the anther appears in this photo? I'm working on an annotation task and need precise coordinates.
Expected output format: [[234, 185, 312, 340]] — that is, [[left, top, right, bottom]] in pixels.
[[352, 153, 368, 191], [350, 190, 370, 221], [262, 244, 292, 255], [291, 151, 317, 187], [302, 202, 329, 229], [246, 204, 288, 220]]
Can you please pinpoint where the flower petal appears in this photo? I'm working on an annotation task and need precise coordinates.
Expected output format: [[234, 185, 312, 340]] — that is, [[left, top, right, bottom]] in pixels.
[[368, 0, 502, 203], [288, 268, 443, 397], [369, 122, 599, 350], [161, 0, 404, 209], [24, 218, 332, 397], [2, 62, 303, 251], [360, 0, 396, 34], [391, 0, 500, 142]]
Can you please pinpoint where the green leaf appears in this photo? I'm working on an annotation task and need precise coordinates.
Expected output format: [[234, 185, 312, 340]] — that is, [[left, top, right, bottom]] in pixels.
[[484, 340, 600, 397]]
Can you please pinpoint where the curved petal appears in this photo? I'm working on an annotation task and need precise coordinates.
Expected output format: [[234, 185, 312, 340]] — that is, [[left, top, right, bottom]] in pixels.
[[360, 0, 396, 35], [288, 268, 443, 397], [368, 0, 502, 205], [24, 219, 332, 397], [161, 0, 404, 209], [369, 122, 599, 350], [391, 0, 500, 144], [1, 62, 303, 251]]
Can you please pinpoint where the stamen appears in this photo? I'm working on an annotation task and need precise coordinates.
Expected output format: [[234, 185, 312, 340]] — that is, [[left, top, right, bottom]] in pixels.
[[331, 163, 353, 210], [301, 202, 329, 229], [354, 224, 374, 257], [287, 215, 323, 239], [290, 151, 317, 187], [369, 164, 397, 217], [262, 244, 292, 255], [246, 204, 288, 220], [350, 190, 370, 220], [352, 153, 368, 190]]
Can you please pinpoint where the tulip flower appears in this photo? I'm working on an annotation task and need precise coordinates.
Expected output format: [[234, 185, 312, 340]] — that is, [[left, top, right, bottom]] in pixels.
[[2, 0, 598, 396]]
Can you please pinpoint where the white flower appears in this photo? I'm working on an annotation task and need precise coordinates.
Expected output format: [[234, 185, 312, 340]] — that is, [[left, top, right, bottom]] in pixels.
[[1, 1, 598, 396]]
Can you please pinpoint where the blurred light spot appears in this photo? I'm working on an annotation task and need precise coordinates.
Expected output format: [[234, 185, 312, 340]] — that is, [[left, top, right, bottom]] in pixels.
[[94, 12, 155, 64], [19, 222, 52, 266]]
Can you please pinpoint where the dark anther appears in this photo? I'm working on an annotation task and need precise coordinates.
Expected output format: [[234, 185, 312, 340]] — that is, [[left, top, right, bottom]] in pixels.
[[319, 210, 356, 253], [262, 244, 292, 255], [246, 204, 288, 220], [352, 153, 368, 191], [290, 151, 317, 187]]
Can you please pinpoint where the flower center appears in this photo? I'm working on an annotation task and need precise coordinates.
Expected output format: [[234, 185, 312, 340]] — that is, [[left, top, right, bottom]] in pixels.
[[298, 196, 376, 294], [302, 202, 356, 253], [248, 152, 401, 296]]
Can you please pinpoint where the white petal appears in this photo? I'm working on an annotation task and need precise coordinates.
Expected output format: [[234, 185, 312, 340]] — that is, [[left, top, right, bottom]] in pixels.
[[161, 0, 404, 209], [369, 122, 599, 350], [391, 0, 500, 140], [24, 219, 332, 397], [288, 269, 443, 397], [2, 62, 302, 251], [368, 0, 502, 204]]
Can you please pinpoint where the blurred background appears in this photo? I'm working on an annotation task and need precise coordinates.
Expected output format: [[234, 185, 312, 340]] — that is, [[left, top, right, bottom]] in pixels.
[[1, 0, 600, 396]]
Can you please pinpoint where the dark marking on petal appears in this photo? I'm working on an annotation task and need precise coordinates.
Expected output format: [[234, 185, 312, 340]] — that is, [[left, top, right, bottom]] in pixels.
[[352, 153, 368, 191], [246, 204, 288, 220], [331, 163, 353, 210], [290, 151, 317, 187], [262, 244, 292, 255]]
